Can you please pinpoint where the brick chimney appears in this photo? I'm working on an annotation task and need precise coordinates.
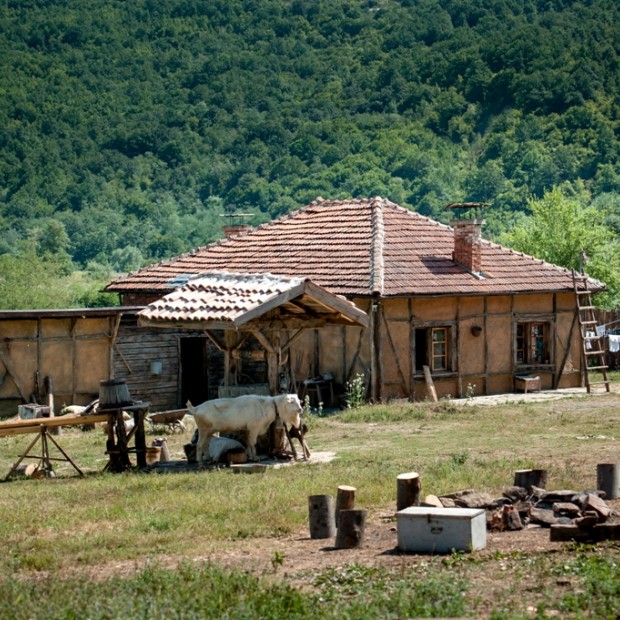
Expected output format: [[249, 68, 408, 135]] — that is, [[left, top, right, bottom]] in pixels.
[[452, 219, 484, 274], [222, 224, 251, 238]]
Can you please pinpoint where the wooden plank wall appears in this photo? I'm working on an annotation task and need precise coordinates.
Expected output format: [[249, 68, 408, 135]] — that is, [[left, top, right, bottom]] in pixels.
[[113, 317, 181, 411]]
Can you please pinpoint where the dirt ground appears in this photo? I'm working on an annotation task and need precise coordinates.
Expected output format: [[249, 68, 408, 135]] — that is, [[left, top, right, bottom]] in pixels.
[[33, 386, 620, 616], [147, 385, 620, 578], [191, 501, 620, 577], [165, 387, 620, 616]]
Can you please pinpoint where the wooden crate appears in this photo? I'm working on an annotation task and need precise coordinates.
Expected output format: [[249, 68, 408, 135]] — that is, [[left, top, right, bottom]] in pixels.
[[514, 375, 541, 393]]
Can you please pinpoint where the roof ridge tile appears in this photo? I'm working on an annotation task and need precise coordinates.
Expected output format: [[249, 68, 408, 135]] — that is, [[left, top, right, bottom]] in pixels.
[[370, 196, 385, 295]]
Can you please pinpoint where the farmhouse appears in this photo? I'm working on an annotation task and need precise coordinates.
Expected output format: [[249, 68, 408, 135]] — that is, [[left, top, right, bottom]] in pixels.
[[105, 197, 603, 405]]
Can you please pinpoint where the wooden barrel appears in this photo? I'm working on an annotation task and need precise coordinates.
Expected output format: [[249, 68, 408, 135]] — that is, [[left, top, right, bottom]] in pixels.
[[99, 379, 133, 409]]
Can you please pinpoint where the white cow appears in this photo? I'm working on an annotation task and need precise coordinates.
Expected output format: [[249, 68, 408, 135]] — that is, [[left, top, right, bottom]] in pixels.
[[186, 393, 302, 463]]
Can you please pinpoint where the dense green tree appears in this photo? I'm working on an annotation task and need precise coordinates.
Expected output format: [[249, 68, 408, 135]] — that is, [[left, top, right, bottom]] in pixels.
[[0, 0, 619, 306], [500, 187, 620, 308]]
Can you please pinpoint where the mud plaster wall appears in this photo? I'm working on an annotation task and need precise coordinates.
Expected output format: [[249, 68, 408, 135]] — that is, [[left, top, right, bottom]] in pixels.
[[381, 299, 410, 400], [282, 292, 582, 403]]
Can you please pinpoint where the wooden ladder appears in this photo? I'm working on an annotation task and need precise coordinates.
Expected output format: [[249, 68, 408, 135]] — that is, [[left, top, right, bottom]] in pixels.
[[573, 270, 610, 392]]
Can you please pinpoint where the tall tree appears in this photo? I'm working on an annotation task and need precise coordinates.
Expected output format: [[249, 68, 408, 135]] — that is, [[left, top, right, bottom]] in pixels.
[[500, 187, 620, 308]]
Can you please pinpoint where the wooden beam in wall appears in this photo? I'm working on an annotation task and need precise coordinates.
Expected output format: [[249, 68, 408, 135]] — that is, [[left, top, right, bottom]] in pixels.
[[555, 306, 578, 389], [0, 342, 28, 403]]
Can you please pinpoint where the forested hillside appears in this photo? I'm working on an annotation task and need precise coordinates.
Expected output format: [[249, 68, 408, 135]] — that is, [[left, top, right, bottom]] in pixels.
[[1, 0, 619, 306]]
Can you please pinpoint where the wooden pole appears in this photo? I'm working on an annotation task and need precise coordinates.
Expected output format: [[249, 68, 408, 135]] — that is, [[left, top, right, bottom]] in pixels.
[[335, 485, 356, 524], [397, 472, 421, 511], [422, 366, 438, 402], [514, 469, 548, 490], [335, 509, 367, 549], [45, 376, 59, 436], [308, 494, 336, 539], [597, 463, 619, 499]]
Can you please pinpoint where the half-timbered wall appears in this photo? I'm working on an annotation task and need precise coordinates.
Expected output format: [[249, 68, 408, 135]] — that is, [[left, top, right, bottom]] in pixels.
[[0, 315, 116, 417], [288, 292, 582, 403]]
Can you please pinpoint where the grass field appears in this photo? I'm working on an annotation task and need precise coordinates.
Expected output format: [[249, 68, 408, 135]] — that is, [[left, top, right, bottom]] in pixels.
[[0, 391, 618, 619]]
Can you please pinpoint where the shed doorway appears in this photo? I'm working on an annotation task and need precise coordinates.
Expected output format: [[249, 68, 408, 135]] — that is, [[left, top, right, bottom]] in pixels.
[[180, 337, 209, 406]]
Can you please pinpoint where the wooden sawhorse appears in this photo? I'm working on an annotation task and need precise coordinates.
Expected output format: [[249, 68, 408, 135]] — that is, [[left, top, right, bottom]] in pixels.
[[0, 413, 113, 480]]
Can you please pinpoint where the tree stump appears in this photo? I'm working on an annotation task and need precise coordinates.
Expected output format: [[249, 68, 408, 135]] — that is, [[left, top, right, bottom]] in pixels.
[[335, 509, 367, 549], [308, 495, 335, 539], [335, 485, 356, 524], [397, 472, 421, 511], [514, 469, 547, 490], [597, 463, 619, 500]]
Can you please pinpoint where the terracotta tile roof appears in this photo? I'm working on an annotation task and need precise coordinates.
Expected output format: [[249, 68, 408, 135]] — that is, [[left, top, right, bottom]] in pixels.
[[107, 197, 603, 298], [137, 272, 368, 328]]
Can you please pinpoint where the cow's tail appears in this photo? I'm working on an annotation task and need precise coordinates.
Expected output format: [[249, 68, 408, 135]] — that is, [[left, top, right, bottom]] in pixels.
[[185, 400, 195, 416]]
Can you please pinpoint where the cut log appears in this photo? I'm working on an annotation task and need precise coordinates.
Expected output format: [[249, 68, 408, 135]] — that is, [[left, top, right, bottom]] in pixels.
[[541, 490, 579, 503], [529, 507, 560, 527], [514, 469, 548, 490], [441, 489, 475, 499], [335, 485, 356, 524], [308, 494, 336, 539], [335, 509, 367, 549], [453, 492, 493, 509], [593, 523, 620, 541], [597, 463, 619, 500], [439, 497, 457, 508], [13, 463, 40, 478], [502, 505, 524, 531], [552, 502, 581, 517], [550, 523, 620, 543], [574, 513, 599, 529], [396, 472, 421, 511], [502, 486, 529, 502], [550, 524, 595, 543]]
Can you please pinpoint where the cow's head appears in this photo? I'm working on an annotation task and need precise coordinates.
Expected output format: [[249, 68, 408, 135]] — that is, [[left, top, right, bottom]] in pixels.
[[279, 393, 302, 429]]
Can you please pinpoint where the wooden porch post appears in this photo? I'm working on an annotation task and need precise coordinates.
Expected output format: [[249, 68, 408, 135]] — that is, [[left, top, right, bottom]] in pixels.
[[369, 299, 383, 403]]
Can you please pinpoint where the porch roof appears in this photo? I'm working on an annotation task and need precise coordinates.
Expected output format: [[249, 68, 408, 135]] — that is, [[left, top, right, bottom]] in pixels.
[[136, 271, 369, 330]]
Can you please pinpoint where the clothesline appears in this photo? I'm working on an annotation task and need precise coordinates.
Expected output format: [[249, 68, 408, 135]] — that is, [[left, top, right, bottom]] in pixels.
[[586, 327, 620, 353], [599, 316, 620, 329]]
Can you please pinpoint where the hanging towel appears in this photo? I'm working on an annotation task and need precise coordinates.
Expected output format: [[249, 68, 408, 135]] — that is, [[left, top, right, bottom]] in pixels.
[[608, 334, 620, 353], [596, 325, 606, 337], [586, 331, 595, 350]]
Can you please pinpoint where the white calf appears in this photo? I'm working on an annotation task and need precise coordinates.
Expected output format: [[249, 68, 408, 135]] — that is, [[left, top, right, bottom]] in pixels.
[[186, 393, 302, 462]]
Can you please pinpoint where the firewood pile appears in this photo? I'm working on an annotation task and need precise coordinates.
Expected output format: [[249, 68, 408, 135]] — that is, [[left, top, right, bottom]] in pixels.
[[421, 469, 619, 543]]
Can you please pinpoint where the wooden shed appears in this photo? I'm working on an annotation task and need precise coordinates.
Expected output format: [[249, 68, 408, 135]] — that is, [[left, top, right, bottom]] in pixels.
[[0, 308, 127, 417], [106, 197, 604, 404], [136, 272, 368, 398]]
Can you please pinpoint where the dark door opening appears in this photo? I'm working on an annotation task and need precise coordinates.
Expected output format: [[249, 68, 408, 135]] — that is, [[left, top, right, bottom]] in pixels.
[[180, 337, 209, 406]]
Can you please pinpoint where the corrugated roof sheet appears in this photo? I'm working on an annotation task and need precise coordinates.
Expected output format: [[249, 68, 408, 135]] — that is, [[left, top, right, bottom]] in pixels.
[[107, 197, 603, 298]]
